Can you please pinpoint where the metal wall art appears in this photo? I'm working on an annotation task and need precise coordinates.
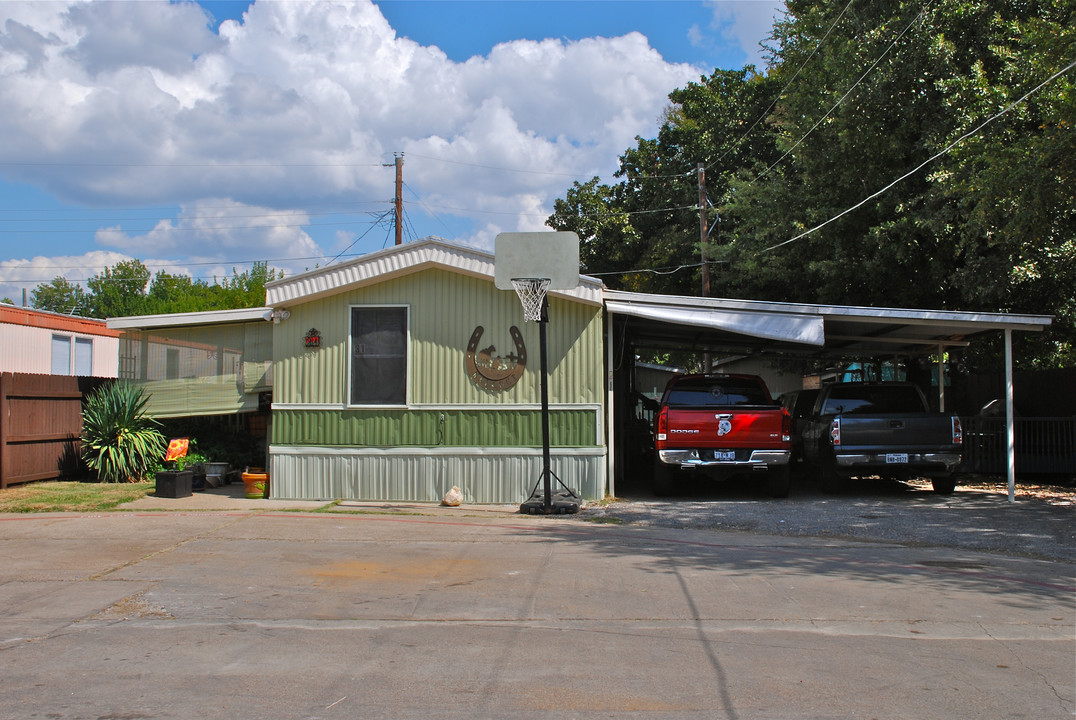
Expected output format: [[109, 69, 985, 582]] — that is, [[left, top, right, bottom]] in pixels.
[[465, 325, 526, 392]]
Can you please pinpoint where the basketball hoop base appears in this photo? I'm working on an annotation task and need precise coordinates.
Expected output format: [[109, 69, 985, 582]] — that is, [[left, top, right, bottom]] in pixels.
[[519, 489, 580, 515]]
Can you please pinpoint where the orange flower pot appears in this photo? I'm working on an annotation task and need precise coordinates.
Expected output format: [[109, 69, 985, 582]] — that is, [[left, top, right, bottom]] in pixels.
[[241, 468, 269, 499]]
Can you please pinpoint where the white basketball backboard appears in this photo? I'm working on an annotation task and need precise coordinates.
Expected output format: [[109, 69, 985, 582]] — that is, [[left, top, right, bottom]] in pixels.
[[494, 232, 580, 290]]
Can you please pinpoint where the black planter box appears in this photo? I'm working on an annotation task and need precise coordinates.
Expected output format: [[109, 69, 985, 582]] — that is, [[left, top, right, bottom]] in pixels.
[[155, 470, 193, 498]]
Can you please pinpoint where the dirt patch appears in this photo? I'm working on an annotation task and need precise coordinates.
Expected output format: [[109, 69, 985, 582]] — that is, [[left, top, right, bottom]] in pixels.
[[92, 592, 174, 620], [910, 476, 1075, 506]]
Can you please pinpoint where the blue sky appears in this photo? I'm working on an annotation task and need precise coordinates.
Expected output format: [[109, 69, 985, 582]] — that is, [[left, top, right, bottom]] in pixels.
[[0, 0, 784, 305]]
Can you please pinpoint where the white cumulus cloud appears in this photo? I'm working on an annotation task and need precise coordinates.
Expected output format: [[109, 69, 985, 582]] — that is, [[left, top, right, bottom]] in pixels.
[[0, 0, 780, 301]]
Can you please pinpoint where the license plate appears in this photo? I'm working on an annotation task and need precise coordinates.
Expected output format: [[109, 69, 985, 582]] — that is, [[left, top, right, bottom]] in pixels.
[[885, 453, 909, 464], [715, 451, 736, 461]]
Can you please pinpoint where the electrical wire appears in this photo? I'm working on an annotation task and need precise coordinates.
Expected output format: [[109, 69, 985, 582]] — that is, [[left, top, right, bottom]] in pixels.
[[704, 0, 855, 174], [0, 160, 385, 168], [324, 210, 392, 266], [0, 206, 389, 224], [403, 151, 589, 178], [586, 260, 726, 278], [402, 181, 456, 237], [756, 1, 932, 182], [761, 57, 1076, 253]]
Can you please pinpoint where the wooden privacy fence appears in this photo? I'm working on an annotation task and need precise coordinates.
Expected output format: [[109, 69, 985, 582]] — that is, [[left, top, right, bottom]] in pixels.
[[0, 373, 110, 489], [959, 416, 1076, 477]]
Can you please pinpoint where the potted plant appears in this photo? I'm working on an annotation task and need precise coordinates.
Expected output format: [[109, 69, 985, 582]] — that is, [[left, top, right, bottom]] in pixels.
[[176, 447, 209, 491], [241, 467, 270, 499], [156, 438, 193, 498]]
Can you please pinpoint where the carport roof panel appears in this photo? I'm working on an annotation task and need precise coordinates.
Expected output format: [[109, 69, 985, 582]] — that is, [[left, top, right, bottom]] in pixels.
[[604, 290, 1052, 355], [605, 300, 825, 346]]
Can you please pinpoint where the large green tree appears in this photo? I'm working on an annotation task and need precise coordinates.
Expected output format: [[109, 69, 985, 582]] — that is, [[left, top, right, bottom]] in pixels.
[[550, 0, 1074, 368], [31, 277, 88, 315], [145, 271, 221, 314], [84, 259, 151, 318], [549, 67, 782, 295], [31, 259, 284, 319]]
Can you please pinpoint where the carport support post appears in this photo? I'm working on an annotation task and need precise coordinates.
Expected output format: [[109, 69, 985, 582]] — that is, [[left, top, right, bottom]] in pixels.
[[937, 345, 946, 412], [1005, 329, 1016, 503]]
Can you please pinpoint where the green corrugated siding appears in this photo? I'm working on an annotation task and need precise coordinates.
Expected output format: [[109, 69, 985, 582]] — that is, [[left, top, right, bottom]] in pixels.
[[272, 408, 598, 447], [273, 268, 603, 406]]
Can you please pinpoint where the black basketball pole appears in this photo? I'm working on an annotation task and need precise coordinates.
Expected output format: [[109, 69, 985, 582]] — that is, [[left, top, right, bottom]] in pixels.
[[538, 295, 552, 513]]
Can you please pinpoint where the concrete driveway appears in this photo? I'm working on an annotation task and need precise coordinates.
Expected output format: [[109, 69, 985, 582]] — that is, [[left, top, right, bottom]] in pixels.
[[0, 492, 1072, 719]]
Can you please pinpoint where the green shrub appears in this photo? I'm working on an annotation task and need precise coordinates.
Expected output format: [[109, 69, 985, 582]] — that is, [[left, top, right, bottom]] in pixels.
[[80, 382, 167, 483]]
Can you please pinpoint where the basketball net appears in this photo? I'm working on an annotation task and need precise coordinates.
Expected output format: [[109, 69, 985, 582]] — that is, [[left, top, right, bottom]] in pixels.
[[511, 278, 550, 322]]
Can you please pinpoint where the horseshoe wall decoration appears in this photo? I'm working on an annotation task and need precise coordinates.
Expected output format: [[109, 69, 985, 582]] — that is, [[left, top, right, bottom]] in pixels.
[[465, 325, 527, 392]]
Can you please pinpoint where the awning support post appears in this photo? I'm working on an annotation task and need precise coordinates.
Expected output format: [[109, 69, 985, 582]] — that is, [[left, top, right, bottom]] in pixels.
[[937, 344, 946, 412]]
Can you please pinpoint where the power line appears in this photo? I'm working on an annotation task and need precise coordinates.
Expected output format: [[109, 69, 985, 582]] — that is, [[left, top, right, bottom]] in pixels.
[[756, 1, 932, 181], [325, 211, 392, 266], [586, 259, 727, 278], [761, 57, 1076, 253], [704, 0, 856, 174], [403, 151, 590, 178], [0, 160, 385, 169], [0, 216, 390, 234], [0, 206, 389, 224]]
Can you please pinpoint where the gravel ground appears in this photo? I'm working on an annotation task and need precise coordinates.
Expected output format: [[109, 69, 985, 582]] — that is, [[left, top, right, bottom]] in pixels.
[[584, 474, 1075, 563]]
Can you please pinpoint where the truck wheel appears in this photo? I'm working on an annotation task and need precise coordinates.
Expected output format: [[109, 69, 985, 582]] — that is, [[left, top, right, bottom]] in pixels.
[[931, 476, 957, 494], [653, 462, 677, 497], [819, 464, 843, 494], [767, 466, 791, 498]]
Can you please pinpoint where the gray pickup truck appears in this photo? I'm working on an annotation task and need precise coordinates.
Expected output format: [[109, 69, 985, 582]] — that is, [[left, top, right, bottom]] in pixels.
[[800, 382, 963, 494]]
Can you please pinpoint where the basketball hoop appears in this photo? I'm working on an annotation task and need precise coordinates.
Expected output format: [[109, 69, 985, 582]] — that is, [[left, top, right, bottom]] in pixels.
[[511, 277, 550, 322]]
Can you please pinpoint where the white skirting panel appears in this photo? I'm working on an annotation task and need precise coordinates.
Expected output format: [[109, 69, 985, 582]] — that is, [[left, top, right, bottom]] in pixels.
[[268, 446, 606, 503]]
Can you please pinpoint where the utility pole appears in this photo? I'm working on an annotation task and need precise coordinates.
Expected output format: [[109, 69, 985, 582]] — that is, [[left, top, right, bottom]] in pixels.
[[382, 152, 406, 245], [394, 153, 404, 246]]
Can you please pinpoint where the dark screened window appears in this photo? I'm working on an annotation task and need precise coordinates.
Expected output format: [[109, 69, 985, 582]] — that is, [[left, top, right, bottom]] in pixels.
[[820, 385, 925, 415], [350, 306, 407, 405], [664, 377, 773, 407]]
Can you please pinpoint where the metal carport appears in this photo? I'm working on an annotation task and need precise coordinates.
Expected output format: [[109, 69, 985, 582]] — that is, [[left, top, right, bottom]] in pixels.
[[603, 290, 1053, 502]]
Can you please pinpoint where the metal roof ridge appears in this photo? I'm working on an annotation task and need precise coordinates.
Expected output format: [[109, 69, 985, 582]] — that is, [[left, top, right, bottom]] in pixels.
[[265, 236, 602, 307]]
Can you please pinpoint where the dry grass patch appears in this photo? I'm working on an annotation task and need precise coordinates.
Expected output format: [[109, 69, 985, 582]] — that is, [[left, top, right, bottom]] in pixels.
[[0, 480, 154, 513]]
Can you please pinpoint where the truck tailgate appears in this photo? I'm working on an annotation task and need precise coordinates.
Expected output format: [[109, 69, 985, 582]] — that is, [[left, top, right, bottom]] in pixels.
[[837, 413, 956, 448], [663, 408, 786, 448]]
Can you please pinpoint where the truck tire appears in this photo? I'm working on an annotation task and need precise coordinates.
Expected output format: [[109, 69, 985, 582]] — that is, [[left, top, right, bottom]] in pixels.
[[931, 476, 957, 494], [819, 464, 843, 494], [653, 461, 677, 497], [767, 466, 791, 498]]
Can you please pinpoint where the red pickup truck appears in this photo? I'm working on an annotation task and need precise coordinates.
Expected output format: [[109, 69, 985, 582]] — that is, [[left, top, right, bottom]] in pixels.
[[653, 373, 792, 497]]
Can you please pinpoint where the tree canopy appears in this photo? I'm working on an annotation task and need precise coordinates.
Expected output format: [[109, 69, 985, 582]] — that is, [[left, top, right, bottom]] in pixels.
[[30, 261, 283, 318], [549, 0, 1074, 369]]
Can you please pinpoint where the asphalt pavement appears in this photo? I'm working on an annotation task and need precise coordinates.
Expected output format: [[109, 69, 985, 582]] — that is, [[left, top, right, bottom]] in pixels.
[[0, 481, 1072, 719]]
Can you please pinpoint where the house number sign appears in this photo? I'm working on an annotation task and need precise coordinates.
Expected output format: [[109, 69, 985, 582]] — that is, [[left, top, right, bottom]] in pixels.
[[465, 325, 526, 392]]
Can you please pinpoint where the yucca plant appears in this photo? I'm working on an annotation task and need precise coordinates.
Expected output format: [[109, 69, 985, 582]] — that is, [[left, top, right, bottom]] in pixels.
[[80, 382, 167, 483]]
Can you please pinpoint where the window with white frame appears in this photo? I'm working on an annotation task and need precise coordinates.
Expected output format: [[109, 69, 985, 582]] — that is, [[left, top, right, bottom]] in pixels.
[[51, 335, 95, 376], [51, 335, 71, 375], [350, 306, 408, 405], [74, 337, 93, 376]]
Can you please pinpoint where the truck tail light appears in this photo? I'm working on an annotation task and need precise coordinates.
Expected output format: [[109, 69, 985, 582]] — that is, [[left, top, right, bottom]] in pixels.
[[952, 416, 963, 445], [655, 407, 668, 447], [830, 417, 841, 446], [781, 407, 791, 443]]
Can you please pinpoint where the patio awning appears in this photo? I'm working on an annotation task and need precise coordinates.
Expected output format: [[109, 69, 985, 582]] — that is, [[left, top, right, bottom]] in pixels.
[[605, 299, 825, 346]]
